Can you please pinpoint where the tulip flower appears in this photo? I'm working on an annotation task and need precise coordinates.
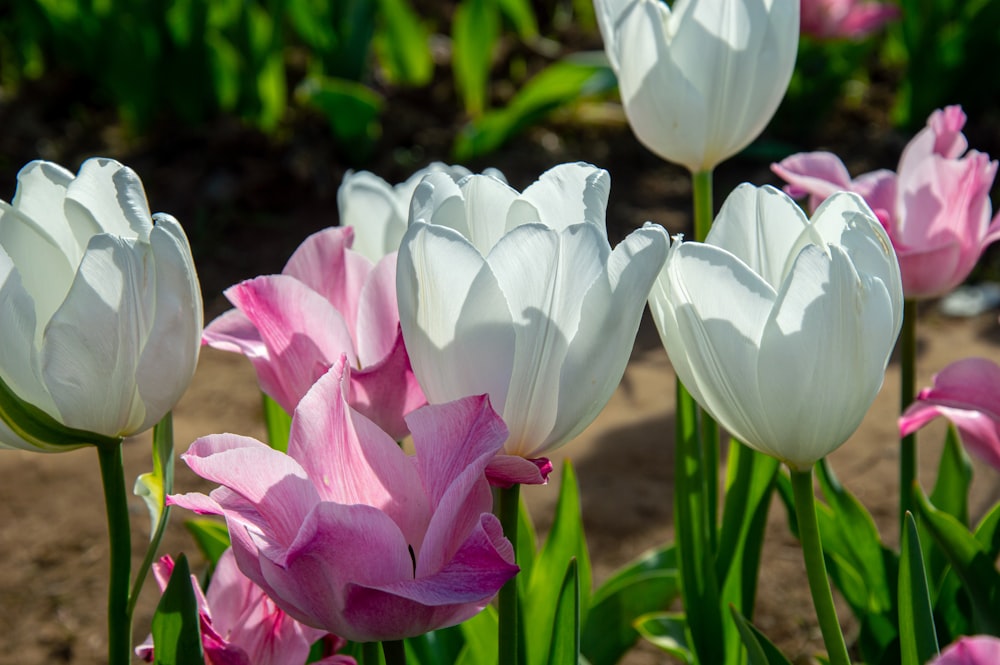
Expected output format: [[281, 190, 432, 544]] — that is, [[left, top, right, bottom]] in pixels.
[[932, 636, 1000, 665], [0, 158, 202, 451], [339, 163, 505, 262], [594, 0, 799, 173], [649, 184, 903, 469], [202, 226, 424, 440], [170, 356, 518, 642], [396, 162, 669, 481], [773, 105, 1000, 299], [137, 548, 355, 665], [899, 357, 1000, 471], [800, 0, 899, 40]]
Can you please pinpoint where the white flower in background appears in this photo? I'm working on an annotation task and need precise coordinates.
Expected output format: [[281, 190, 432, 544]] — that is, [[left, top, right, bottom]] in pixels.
[[0, 158, 202, 451], [649, 184, 902, 469], [396, 162, 669, 475], [339, 162, 505, 261], [595, 0, 799, 173]]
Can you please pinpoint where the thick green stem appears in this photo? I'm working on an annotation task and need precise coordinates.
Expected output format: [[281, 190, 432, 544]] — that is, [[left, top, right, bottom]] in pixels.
[[382, 639, 406, 665], [791, 468, 850, 665], [498, 484, 520, 665], [97, 442, 132, 665], [691, 169, 714, 243], [899, 299, 918, 533], [362, 641, 383, 665]]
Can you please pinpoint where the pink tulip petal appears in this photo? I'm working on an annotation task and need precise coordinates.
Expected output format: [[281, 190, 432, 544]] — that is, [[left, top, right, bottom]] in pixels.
[[349, 330, 426, 441], [226, 275, 356, 412], [202, 308, 265, 355], [933, 636, 1000, 665], [355, 253, 400, 366], [896, 242, 963, 298], [851, 169, 897, 225], [283, 226, 373, 339], [771, 152, 853, 208], [486, 454, 553, 487]]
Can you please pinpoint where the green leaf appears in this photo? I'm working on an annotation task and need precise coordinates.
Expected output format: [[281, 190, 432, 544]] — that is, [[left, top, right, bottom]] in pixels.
[[929, 426, 972, 525], [497, 0, 538, 39], [525, 461, 592, 665], [452, 0, 499, 117], [374, 0, 432, 86], [184, 519, 231, 568], [405, 624, 465, 665], [634, 612, 694, 664], [152, 554, 204, 665], [730, 606, 793, 665], [583, 545, 678, 665], [456, 606, 498, 665], [262, 393, 292, 453], [296, 75, 383, 159], [914, 487, 1000, 634], [548, 558, 580, 665], [899, 512, 939, 665], [516, 492, 537, 598]]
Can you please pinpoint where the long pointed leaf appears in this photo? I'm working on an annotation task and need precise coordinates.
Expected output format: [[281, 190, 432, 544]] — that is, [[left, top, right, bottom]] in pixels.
[[548, 558, 580, 665], [899, 512, 939, 665], [152, 554, 204, 665], [634, 612, 694, 665], [730, 606, 793, 665]]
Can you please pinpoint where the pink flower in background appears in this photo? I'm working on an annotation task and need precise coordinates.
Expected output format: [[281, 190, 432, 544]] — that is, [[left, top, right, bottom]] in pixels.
[[171, 357, 518, 642], [773, 105, 1000, 299], [202, 226, 425, 440], [931, 636, 1000, 665], [900, 357, 1000, 471], [800, 0, 899, 40], [137, 549, 355, 665]]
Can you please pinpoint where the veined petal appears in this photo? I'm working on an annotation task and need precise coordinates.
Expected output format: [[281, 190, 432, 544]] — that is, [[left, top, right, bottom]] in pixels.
[[771, 151, 854, 200], [349, 331, 426, 441], [707, 183, 810, 288], [9, 161, 85, 264], [64, 158, 153, 240], [509, 163, 611, 234], [202, 308, 266, 357], [134, 216, 202, 432], [545, 223, 669, 453], [397, 221, 516, 412], [355, 252, 399, 366], [339, 171, 408, 262], [42, 234, 153, 436], [456, 174, 520, 254], [409, 173, 468, 236]]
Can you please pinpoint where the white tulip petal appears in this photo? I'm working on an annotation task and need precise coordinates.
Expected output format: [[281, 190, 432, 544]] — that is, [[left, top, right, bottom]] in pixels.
[[548, 224, 669, 452], [0, 202, 76, 336], [9, 161, 82, 262], [660, 241, 775, 449], [410, 172, 467, 230], [397, 222, 515, 412], [457, 175, 521, 254], [65, 158, 153, 240], [42, 234, 153, 436], [134, 216, 203, 431], [510, 163, 611, 234], [594, 0, 634, 71], [339, 171, 407, 262], [707, 184, 810, 288]]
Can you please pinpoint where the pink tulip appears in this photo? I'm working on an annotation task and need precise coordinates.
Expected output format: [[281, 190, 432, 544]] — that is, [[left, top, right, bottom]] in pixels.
[[137, 548, 355, 665], [773, 106, 1000, 299], [931, 636, 1000, 665], [170, 356, 518, 642], [899, 357, 1000, 471], [203, 226, 425, 440], [800, 0, 899, 40]]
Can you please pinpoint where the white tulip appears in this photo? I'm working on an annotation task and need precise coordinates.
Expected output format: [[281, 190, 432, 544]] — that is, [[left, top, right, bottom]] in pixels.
[[649, 184, 902, 469], [338, 162, 506, 262], [397, 162, 669, 459], [0, 158, 202, 451], [596, 0, 799, 173]]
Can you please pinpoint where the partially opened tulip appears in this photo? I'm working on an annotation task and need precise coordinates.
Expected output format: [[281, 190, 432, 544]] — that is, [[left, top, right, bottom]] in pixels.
[[900, 357, 1000, 471], [396, 163, 669, 482], [932, 636, 1000, 665], [203, 226, 424, 440], [595, 0, 799, 173], [773, 105, 1000, 299], [800, 0, 899, 40], [137, 549, 355, 665], [0, 158, 202, 451], [170, 356, 518, 642], [339, 163, 505, 262], [649, 184, 903, 470]]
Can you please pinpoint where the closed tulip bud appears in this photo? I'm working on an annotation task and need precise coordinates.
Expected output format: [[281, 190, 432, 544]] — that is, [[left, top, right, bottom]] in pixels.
[[0, 159, 202, 451], [649, 184, 903, 469], [595, 0, 799, 173]]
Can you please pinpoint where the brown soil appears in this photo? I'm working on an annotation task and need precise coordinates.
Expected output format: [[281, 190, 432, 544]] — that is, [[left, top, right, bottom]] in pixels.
[[1, 69, 999, 665]]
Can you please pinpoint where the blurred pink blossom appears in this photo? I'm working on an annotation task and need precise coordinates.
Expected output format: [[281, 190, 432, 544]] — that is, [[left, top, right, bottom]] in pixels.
[[202, 226, 425, 440], [900, 357, 1000, 471], [137, 548, 355, 665], [800, 0, 899, 39], [773, 105, 1000, 299], [931, 635, 1000, 665], [171, 356, 518, 642]]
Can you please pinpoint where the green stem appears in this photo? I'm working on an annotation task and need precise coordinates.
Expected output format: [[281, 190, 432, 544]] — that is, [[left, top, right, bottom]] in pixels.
[[97, 442, 133, 665], [899, 299, 917, 534], [791, 468, 850, 665], [128, 412, 175, 621], [382, 639, 406, 665], [498, 484, 521, 665], [691, 169, 714, 243], [362, 641, 383, 665]]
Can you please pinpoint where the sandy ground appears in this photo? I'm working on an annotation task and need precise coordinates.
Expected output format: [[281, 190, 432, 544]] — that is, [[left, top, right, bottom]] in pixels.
[[1, 302, 998, 665]]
